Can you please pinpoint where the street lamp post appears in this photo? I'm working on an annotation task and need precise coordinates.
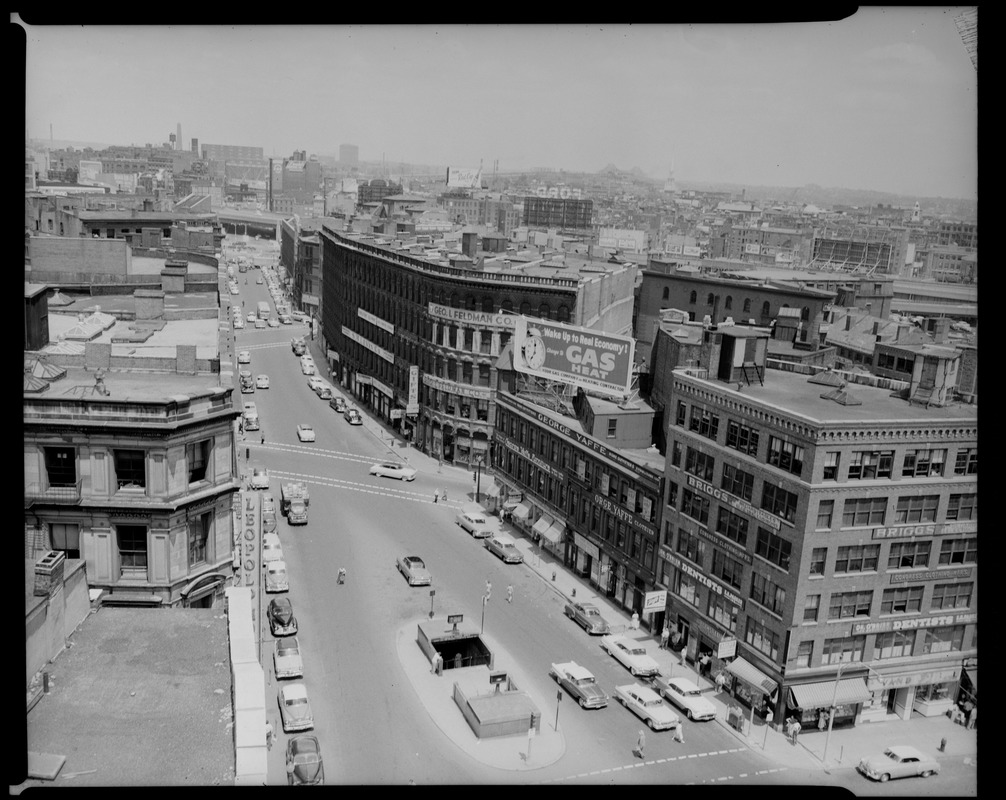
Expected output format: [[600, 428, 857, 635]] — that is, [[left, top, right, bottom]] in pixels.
[[822, 661, 884, 766], [481, 593, 489, 634], [474, 455, 483, 503]]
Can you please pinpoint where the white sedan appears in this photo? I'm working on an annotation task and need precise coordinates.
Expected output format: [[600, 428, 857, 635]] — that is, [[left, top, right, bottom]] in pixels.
[[456, 512, 492, 538], [256, 374, 270, 389], [370, 462, 417, 481], [651, 675, 718, 721], [238, 350, 251, 364], [262, 533, 285, 563], [614, 683, 681, 731], [279, 683, 314, 732], [273, 636, 304, 680], [249, 466, 270, 490], [296, 424, 316, 442], [301, 360, 316, 376], [600, 635, 661, 678]]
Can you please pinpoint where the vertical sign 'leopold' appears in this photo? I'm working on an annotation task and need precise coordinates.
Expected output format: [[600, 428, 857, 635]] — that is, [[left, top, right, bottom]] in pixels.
[[513, 316, 635, 398]]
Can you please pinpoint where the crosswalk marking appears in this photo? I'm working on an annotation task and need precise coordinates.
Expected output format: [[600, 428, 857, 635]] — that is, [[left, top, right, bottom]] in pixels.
[[536, 747, 752, 784]]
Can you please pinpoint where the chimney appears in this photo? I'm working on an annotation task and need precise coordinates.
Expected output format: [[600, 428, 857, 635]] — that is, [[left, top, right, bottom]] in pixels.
[[845, 315, 853, 331], [872, 321, 881, 335]]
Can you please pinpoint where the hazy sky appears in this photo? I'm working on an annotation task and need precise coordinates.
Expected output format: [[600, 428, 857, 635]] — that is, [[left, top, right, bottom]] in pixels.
[[21, 12, 977, 199]]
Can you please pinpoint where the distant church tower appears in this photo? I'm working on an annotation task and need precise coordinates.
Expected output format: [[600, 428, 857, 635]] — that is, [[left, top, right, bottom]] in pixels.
[[912, 201, 921, 223]]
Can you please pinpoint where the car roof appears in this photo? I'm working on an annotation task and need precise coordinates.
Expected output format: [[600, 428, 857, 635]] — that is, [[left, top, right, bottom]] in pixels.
[[267, 561, 287, 571], [887, 745, 926, 758], [283, 683, 308, 700], [666, 676, 699, 691], [404, 555, 424, 563], [277, 636, 298, 647], [563, 663, 594, 680], [270, 597, 292, 609], [492, 533, 516, 544], [290, 735, 320, 754], [624, 684, 660, 700]]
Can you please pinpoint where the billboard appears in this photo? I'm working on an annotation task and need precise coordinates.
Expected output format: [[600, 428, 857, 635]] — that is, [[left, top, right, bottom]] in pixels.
[[446, 167, 481, 189], [513, 316, 635, 398]]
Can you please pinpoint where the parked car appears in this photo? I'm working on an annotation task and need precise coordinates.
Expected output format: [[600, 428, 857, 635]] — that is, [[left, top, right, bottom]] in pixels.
[[651, 675, 717, 721], [344, 408, 362, 425], [549, 661, 609, 709], [278, 314, 293, 325], [256, 374, 270, 389], [268, 318, 280, 328], [262, 532, 285, 563], [296, 424, 316, 442], [329, 395, 347, 413], [286, 735, 324, 786], [600, 635, 661, 677], [614, 683, 681, 730], [456, 511, 492, 538], [262, 493, 277, 514], [857, 746, 941, 782], [267, 597, 297, 636], [563, 601, 611, 635], [250, 466, 270, 490], [254, 319, 266, 329], [279, 683, 314, 732], [301, 360, 316, 376], [485, 533, 523, 564], [265, 561, 289, 593], [370, 462, 418, 481], [396, 555, 432, 586], [273, 636, 304, 679], [238, 350, 251, 363], [246, 313, 257, 323], [307, 377, 326, 393], [233, 318, 245, 329]]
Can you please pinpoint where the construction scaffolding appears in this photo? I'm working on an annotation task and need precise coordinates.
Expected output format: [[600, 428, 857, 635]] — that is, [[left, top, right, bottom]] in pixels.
[[807, 224, 897, 276]]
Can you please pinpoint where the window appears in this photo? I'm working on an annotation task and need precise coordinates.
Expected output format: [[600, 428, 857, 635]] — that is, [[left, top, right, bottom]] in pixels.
[[662, 287, 670, 300], [671, 441, 683, 468], [808, 547, 827, 576], [881, 586, 924, 614], [894, 495, 939, 524], [49, 523, 81, 559], [706, 293, 715, 306], [117, 525, 148, 575], [795, 639, 818, 670], [743, 298, 752, 313], [816, 500, 834, 530], [822, 635, 866, 665], [953, 448, 977, 476], [707, 593, 739, 632], [841, 497, 887, 527], [930, 582, 972, 611], [921, 626, 966, 655], [848, 450, 893, 480], [606, 419, 617, 439], [761, 301, 771, 318], [113, 449, 146, 489], [946, 494, 977, 521], [689, 290, 697, 305], [767, 436, 804, 476], [44, 446, 77, 487], [721, 463, 754, 501], [750, 572, 786, 615], [887, 541, 931, 569], [828, 591, 873, 619], [187, 439, 210, 484], [712, 550, 745, 590], [189, 511, 211, 566], [673, 570, 701, 608], [744, 617, 780, 660], [725, 420, 759, 456], [834, 544, 880, 574], [676, 528, 705, 565], [822, 452, 839, 481], [685, 448, 716, 482], [875, 630, 916, 660], [681, 490, 710, 526], [688, 406, 720, 441], [760, 483, 798, 523], [675, 402, 687, 427], [803, 594, 821, 623], [725, 296, 733, 310], [902, 448, 947, 478], [666, 480, 678, 509], [938, 538, 977, 565], [715, 508, 749, 547]]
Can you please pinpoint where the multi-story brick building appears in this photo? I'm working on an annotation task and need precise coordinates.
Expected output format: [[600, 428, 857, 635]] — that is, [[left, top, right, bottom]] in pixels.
[[523, 196, 593, 231]]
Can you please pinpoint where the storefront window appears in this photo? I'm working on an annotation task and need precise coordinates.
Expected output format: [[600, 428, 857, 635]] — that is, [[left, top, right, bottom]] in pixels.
[[916, 681, 954, 703], [674, 570, 701, 608]]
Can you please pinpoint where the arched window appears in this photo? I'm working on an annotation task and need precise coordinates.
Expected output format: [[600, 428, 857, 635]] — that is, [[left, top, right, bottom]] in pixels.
[[707, 293, 715, 306], [466, 295, 477, 310], [801, 306, 810, 321], [519, 301, 531, 315], [557, 305, 571, 322], [725, 296, 733, 310], [482, 296, 494, 313], [501, 298, 514, 312], [449, 292, 460, 308], [662, 287, 670, 300], [743, 298, 752, 313], [761, 301, 771, 318], [538, 302, 550, 319], [689, 291, 697, 305]]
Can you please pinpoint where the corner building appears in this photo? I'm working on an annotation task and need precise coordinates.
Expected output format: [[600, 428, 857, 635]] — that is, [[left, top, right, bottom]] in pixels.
[[661, 350, 977, 731], [319, 227, 636, 466]]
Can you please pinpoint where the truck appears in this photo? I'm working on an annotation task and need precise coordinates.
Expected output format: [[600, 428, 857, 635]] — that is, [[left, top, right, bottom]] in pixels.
[[281, 482, 310, 525]]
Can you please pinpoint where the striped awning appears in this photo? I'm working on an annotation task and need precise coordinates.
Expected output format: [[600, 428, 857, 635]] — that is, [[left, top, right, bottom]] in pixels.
[[532, 515, 553, 536], [725, 656, 778, 695], [512, 503, 531, 521], [789, 677, 872, 710], [542, 520, 565, 545]]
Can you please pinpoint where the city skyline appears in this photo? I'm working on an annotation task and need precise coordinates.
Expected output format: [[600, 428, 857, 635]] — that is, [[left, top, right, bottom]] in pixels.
[[21, 12, 977, 200]]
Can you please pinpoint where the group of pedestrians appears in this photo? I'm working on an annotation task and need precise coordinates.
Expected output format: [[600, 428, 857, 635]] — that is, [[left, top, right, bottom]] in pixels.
[[432, 488, 449, 503]]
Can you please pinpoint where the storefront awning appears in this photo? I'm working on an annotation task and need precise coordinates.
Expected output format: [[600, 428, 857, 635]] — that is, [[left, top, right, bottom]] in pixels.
[[725, 656, 778, 695], [964, 669, 977, 692], [532, 515, 554, 536], [512, 503, 531, 520], [542, 521, 565, 545], [789, 677, 872, 710]]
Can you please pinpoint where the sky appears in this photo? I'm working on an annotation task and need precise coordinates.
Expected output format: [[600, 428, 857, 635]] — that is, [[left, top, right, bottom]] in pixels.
[[20, 11, 978, 199]]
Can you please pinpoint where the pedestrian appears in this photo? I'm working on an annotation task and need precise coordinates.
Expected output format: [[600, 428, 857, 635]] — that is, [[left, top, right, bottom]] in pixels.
[[699, 653, 712, 677], [967, 705, 977, 730], [507, 584, 514, 604], [486, 579, 492, 597], [442, 488, 448, 502], [963, 699, 975, 727], [433, 488, 440, 504], [265, 720, 274, 750], [673, 724, 685, 744], [337, 567, 346, 584], [261, 434, 265, 445], [635, 729, 646, 759], [660, 625, 670, 650], [818, 710, 828, 732], [715, 671, 727, 694], [790, 718, 801, 745]]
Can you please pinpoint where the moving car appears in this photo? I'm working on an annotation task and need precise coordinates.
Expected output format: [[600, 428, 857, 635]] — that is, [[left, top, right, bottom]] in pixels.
[[344, 408, 362, 425], [329, 396, 347, 413], [485, 533, 523, 564], [265, 561, 289, 593], [296, 424, 316, 442], [857, 746, 941, 782], [614, 683, 681, 730], [249, 466, 270, 490], [238, 350, 251, 364], [273, 636, 304, 679], [563, 602, 611, 635], [286, 735, 324, 786], [456, 511, 492, 538], [397, 555, 432, 586], [600, 635, 661, 677], [256, 374, 270, 389], [279, 683, 314, 732], [267, 597, 298, 636], [370, 462, 417, 481], [549, 661, 609, 709], [262, 532, 285, 563], [651, 675, 717, 721]]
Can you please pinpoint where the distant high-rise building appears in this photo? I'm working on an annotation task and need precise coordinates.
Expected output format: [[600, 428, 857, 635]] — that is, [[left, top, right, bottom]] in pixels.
[[340, 144, 359, 166], [176, 123, 182, 151], [191, 138, 199, 155]]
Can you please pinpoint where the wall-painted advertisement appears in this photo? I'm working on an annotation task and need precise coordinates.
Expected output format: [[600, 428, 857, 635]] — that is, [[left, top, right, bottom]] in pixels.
[[513, 315, 635, 398], [446, 167, 481, 189]]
